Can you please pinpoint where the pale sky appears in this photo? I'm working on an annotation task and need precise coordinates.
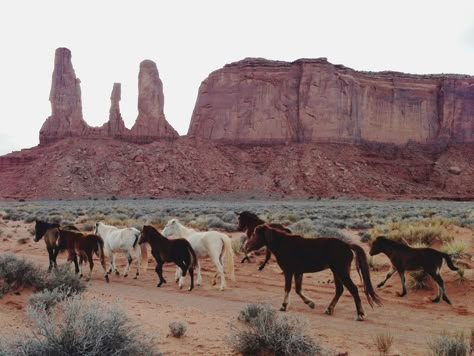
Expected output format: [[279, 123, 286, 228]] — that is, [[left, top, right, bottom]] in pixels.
[[1, 0, 474, 155]]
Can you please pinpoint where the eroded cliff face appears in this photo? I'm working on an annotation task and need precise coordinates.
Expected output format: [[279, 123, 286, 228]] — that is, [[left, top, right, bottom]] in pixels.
[[39, 48, 177, 145], [189, 58, 474, 145]]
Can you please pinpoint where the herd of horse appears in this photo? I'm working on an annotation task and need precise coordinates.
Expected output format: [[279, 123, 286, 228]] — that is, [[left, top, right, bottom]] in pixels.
[[33, 211, 459, 321]]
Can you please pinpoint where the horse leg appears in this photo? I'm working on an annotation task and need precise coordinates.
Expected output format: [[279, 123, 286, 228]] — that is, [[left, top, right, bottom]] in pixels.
[[325, 271, 344, 316], [155, 262, 166, 287], [46, 246, 54, 272], [258, 248, 272, 271], [52, 246, 60, 269], [175, 266, 182, 283], [123, 252, 132, 278], [176, 262, 188, 290], [428, 271, 451, 304], [377, 266, 396, 288], [70, 251, 80, 275], [211, 253, 226, 291], [134, 249, 140, 280], [294, 273, 315, 309], [196, 260, 202, 286], [338, 269, 364, 321], [280, 272, 293, 311], [85, 253, 94, 282], [396, 270, 407, 297], [112, 253, 119, 275]]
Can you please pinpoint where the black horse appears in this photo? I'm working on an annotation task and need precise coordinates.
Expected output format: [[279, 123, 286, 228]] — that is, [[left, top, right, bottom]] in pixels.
[[369, 236, 458, 304], [34, 220, 79, 272], [138, 225, 197, 291], [247, 224, 381, 321], [236, 211, 291, 270]]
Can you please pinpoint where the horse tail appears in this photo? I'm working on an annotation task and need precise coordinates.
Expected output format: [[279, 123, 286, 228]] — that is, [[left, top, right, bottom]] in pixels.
[[187, 242, 198, 271], [133, 232, 148, 272], [442, 253, 459, 271], [96, 235, 106, 266], [222, 235, 236, 281], [350, 244, 382, 308]]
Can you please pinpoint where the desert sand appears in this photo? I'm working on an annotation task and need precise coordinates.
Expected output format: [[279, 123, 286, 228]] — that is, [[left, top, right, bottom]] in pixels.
[[0, 221, 472, 355]]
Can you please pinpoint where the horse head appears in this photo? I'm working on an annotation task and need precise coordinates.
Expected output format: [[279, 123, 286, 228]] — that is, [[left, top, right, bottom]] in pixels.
[[34, 219, 49, 242], [236, 211, 260, 232], [369, 236, 386, 256], [246, 224, 267, 253], [162, 219, 178, 237]]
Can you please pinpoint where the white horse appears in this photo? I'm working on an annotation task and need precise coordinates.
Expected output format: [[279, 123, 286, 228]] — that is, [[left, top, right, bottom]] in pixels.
[[94, 222, 148, 279], [162, 218, 235, 291]]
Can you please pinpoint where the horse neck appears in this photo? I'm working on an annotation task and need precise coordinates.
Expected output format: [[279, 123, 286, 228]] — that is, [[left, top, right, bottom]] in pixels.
[[247, 218, 265, 235], [262, 228, 285, 256], [147, 230, 168, 251], [174, 223, 194, 238]]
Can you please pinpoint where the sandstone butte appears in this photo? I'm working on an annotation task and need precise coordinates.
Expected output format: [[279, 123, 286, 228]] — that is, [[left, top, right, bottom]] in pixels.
[[39, 48, 178, 144], [1, 48, 474, 200], [189, 57, 474, 145]]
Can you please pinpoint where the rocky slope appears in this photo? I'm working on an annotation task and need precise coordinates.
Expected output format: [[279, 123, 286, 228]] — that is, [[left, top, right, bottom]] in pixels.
[[1, 138, 473, 200], [189, 58, 474, 145]]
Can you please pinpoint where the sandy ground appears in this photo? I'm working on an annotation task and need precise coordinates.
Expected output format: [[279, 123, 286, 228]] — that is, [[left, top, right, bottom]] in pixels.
[[0, 221, 473, 355]]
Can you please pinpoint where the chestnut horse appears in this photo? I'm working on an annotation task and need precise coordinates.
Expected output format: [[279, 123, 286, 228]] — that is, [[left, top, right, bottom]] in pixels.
[[56, 229, 109, 283], [369, 236, 458, 304], [34, 220, 79, 272], [247, 224, 381, 321], [138, 225, 197, 291], [236, 211, 290, 270]]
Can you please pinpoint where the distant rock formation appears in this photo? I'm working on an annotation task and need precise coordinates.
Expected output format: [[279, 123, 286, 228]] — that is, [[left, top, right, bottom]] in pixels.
[[39, 48, 177, 145], [189, 58, 474, 145], [129, 60, 178, 142]]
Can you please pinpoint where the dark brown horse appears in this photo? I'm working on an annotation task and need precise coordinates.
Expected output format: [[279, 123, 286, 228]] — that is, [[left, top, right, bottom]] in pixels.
[[236, 211, 291, 270], [138, 225, 197, 291], [56, 229, 109, 283], [369, 236, 458, 304], [247, 224, 381, 321], [34, 220, 79, 272]]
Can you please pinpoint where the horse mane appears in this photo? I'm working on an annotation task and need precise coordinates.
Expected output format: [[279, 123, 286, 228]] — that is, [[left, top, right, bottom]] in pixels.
[[376, 236, 410, 249], [144, 225, 166, 240], [240, 211, 265, 224], [262, 224, 299, 239]]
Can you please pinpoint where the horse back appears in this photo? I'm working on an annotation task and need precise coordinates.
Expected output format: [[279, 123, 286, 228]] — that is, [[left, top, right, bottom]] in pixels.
[[391, 247, 444, 271], [275, 237, 353, 273]]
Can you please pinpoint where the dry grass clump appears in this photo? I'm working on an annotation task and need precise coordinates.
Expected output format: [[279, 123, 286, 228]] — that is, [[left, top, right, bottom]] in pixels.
[[0, 296, 161, 356], [441, 241, 467, 260], [373, 331, 394, 355], [427, 331, 469, 356], [371, 218, 455, 246], [227, 303, 323, 356]]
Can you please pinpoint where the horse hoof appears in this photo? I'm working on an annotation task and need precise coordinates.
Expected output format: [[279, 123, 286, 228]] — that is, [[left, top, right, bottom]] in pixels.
[[324, 309, 332, 315], [355, 315, 364, 322], [396, 292, 406, 297], [133, 276, 138, 280], [431, 297, 440, 303], [115, 271, 120, 276], [377, 284, 383, 288], [85, 278, 90, 282], [123, 274, 128, 278], [280, 306, 287, 312], [105, 276, 110, 283], [212, 281, 217, 286], [307, 301, 315, 309], [188, 287, 193, 291]]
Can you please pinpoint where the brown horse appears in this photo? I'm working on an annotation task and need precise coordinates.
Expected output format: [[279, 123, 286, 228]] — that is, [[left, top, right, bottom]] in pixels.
[[236, 211, 291, 270], [138, 225, 197, 291], [34, 220, 79, 272], [369, 236, 458, 304], [56, 229, 109, 283], [247, 224, 381, 321]]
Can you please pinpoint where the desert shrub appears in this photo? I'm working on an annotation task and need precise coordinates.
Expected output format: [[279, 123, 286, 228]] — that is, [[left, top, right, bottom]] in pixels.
[[28, 286, 74, 311], [427, 331, 468, 356], [42, 265, 86, 294], [222, 211, 238, 224], [0, 296, 161, 356], [168, 320, 187, 338], [0, 254, 44, 296], [231, 235, 246, 255], [359, 231, 371, 243], [24, 215, 36, 223], [373, 331, 394, 355], [206, 215, 237, 232], [238, 303, 276, 324], [289, 219, 318, 238], [227, 303, 322, 355]]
